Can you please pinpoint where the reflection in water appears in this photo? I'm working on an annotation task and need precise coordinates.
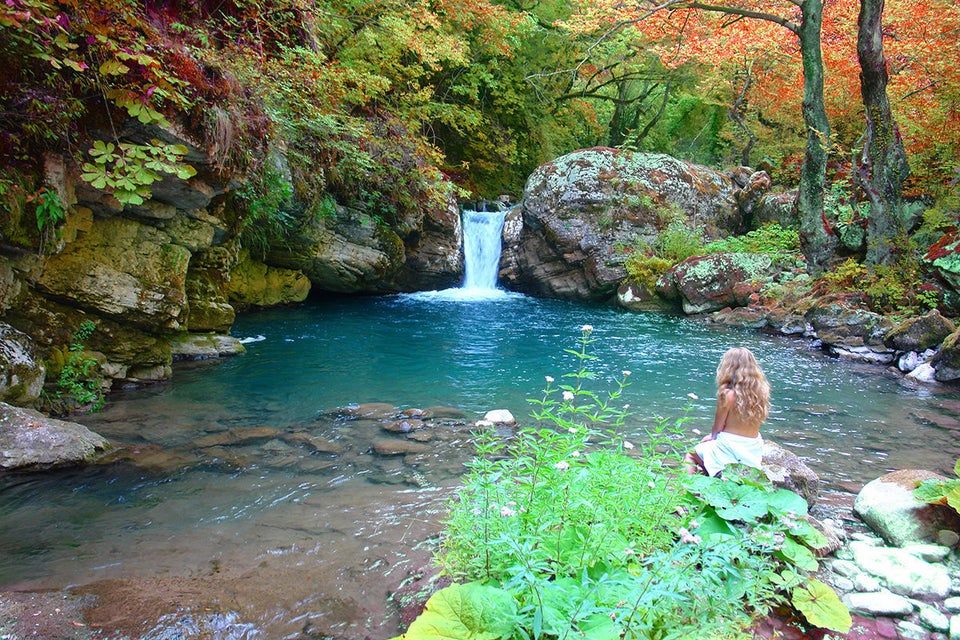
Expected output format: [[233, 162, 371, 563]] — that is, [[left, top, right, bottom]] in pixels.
[[2, 295, 960, 638]]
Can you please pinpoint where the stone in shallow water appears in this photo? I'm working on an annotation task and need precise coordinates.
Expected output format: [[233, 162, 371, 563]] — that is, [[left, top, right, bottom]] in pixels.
[[850, 541, 952, 599], [843, 591, 914, 617], [372, 439, 430, 456], [483, 409, 515, 425], [280, 432, 345, 455], [919, 604, 950, 632], [383, 419, 425, 434]]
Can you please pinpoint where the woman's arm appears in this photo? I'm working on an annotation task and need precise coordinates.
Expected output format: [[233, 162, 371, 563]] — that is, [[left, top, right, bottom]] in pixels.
[[710, 388, 735, 438]]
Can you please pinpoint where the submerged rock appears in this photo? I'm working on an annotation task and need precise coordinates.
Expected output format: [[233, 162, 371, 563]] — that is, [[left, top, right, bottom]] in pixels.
[[0, 402, 111, 470]]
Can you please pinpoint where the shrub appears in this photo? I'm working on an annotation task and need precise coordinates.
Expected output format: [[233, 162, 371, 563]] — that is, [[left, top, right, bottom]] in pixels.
[[45, 320, 104, 413], [704, 223, 801, 262], [395, 329, 850, 640], [815, 257, 939, 318]]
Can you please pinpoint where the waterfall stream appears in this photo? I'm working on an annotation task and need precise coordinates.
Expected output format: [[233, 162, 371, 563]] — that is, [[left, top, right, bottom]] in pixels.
[[461, 208, 508, 292]]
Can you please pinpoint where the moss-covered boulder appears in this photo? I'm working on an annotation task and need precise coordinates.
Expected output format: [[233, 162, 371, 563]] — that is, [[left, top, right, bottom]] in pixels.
[[805, 296, 895, 363], [227, 248, 311, 309], [503, 147, 767, 301], [0, 322, 45, 406], [34, 216, 191, 330], [931, 328, 960, 381], [884, 309, 956, 353], [657, 252, 777, 314]]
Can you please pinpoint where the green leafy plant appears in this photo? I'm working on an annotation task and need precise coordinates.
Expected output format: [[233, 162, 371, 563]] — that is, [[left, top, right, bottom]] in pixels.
[[80, 139, 197, 206], [396, 329, 849, 640], [815, 256, 939, 318], [234, 162, 296, 259], [705, 224, 801, 262], [48, 320, 104, 412], [34, 188, 64, 254], [914, 458, 960, 516]]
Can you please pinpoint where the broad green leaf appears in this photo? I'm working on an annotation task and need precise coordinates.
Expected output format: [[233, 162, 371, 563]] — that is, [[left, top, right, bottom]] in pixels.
[[766, 489, 809, 518], [706, 483, 768, 523], [777, 536, 818, 572], [788, 519, 828, 548], [791, 579, 851, 633], [399, 582, 517, 640], [579, 613, 622, 640], [694, 510, 736, 540], [946, 485, 960, 512]]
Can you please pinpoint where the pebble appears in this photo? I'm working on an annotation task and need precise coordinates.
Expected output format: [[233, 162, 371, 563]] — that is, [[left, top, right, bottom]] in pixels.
[[897, 620, 930, 640], [830, 558, 859, 578], [945, 597, 960, 613], [951, 614, 960, 640], [844, 591, 914, 617], [920, 604, 951, 632], [907, 544, 953, 563], [939, 530, 960, 548], [853, 573, 882, 592], [831, 576, 855, 592]]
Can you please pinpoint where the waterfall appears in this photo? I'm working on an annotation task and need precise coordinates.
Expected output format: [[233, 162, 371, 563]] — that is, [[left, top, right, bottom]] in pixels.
[[461, 209, 507, 292]]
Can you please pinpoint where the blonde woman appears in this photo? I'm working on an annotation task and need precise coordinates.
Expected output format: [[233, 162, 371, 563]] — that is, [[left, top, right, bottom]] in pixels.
[[684, 347, 770, 477]]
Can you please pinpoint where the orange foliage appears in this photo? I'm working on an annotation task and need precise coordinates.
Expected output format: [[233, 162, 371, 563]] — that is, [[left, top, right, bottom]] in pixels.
[[562, 0, 960, 192]]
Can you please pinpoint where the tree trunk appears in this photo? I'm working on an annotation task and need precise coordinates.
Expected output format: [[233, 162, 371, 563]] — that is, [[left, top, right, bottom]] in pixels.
[[857, 0, 910, 266], [796, 0, 836, 274]]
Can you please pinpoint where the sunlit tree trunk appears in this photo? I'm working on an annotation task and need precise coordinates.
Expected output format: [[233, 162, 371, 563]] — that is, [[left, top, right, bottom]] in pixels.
[[857, 0, 910, 266]]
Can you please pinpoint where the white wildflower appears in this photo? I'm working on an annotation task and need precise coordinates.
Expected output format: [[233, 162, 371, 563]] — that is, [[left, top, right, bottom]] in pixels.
[[545, 376, 554, 383], [554, 460, 570, 471], [571, 451, 581, 457], [568, 427, 577, 434], [622, 370, 632, 377], [623, 441, 635, 450], [562, 390, 575, 402], [581, 324, 594, 333], [678, 527, 702, 545], [500, 506, 517, 517]]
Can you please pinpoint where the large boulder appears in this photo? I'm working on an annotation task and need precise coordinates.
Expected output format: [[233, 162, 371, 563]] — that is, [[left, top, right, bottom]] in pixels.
[[853, 469, 960, 547], [267, 207, 406, 293], [884, 309, 955, 353], [0, 322, 45, 406], [33, 215, 191, 330], [931, 328, 960, 382], [392, 197, 464, 291], [805, 295, 895, 364], [762, 440, 820, 508], [0, 402, 111, 470], [227, 248, 311, 309], [657, 252, 777, 314], [502, 148, 766, 301]]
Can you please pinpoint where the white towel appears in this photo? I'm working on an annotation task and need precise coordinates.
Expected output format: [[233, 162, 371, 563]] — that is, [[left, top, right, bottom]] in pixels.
[[694, 431, 764, 477]]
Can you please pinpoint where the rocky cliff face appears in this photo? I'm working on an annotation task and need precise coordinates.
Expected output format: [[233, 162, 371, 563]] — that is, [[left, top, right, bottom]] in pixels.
[[0, 119, 463, 405], [500, 147, 770, 302]]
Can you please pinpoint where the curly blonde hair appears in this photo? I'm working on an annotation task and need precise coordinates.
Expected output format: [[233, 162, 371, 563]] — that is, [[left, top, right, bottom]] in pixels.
[[716, 347, 770, 424]]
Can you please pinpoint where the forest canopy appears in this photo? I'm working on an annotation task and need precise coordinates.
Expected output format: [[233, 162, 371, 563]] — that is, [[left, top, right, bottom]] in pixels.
[[1, 0, 958, 202]]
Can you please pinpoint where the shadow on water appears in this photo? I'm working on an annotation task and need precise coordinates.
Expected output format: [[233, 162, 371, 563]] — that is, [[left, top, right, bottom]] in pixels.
[[4, 292, 960, 637]]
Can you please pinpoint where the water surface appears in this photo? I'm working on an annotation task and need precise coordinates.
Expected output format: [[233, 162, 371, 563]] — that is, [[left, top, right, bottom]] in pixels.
[[2, 294, 959, 638]]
